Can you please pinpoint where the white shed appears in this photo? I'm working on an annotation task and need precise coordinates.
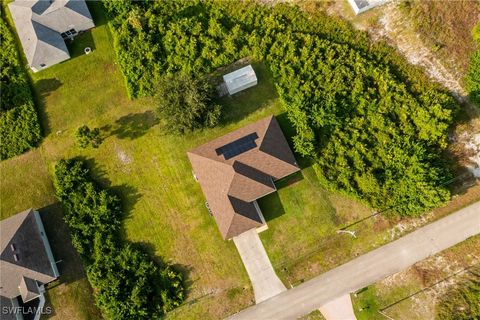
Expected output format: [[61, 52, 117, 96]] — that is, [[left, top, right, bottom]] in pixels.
[[347, 0, 388, 14], [223, 65, 257, 95]]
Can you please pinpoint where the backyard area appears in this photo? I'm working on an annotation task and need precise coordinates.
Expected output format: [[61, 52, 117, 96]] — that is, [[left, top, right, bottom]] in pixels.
[[1, 2, 479, 320]]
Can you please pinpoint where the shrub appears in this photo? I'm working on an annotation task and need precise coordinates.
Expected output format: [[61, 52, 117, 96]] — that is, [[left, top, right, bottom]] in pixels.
[[103, 0, 457, 216], [0, 17, 41, 159], [155, 73, 221, 134], [75, 125, 102, 148], [53, 159, 184, 319], [466, 23, 480, 106], [436, 271, 480, 320]]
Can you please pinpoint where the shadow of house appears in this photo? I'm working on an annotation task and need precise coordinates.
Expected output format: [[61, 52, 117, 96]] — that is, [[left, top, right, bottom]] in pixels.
[[256, 192, 286, 223], [65, 30, 96, 59], [38, 203, 86, 285], [85, 1, 109, 27], [275, 171, 304, 190]]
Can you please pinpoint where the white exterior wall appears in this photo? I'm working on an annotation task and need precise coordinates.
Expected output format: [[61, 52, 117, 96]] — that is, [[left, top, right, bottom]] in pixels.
[[348, 0, 388, 15]]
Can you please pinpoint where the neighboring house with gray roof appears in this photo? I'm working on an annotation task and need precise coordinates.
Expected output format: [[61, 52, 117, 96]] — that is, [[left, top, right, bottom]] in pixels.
[[8, 0, 95, 72], [0, 209, 59, 320]]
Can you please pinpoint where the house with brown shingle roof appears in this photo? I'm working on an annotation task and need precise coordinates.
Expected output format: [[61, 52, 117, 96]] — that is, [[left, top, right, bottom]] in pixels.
[[188, 115, 300, 239], [0, 209, 59, 320]]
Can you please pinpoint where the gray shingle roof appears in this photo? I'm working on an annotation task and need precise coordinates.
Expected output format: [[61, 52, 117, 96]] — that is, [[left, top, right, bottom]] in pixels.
[[8, 0, 95, 69], [0, 209, 58, 300]]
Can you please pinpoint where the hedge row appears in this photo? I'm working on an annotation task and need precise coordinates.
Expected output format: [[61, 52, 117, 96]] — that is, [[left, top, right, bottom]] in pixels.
[[0, 17, 41, 159], [53, 159, 184, 319]]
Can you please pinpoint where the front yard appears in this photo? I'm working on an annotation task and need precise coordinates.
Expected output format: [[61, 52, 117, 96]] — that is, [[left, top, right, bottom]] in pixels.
[[1, 2, 479, 320]]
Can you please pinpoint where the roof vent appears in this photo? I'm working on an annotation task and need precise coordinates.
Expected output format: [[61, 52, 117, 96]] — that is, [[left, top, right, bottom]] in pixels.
[[10, 244, 15, 251], [13, 254, 19, 262]]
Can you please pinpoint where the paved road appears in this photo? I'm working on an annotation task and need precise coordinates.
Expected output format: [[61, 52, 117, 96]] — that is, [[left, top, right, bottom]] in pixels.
[[228, 201, 480, 320], [233, 229, 287, 303]]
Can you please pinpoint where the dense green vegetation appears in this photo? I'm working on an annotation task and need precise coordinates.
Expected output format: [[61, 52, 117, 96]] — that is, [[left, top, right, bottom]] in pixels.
[[75, 125, 102, 148], [53, 159, 184, 319], [0, 17, 41, 159], [103, 0, 457, 216], [155, 73, 221, 133], [436, 271, 480, 320], [466, 23, 480, 105]]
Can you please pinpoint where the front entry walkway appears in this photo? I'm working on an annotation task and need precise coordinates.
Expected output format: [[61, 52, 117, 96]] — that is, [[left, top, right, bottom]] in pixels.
[[319, 294, 357, 320], [233, 229, 286, 303]]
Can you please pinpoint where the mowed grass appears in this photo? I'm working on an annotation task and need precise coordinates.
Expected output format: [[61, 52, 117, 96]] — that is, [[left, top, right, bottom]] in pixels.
[[0, 149, 55, 219], [1, 3, 279, 318], [258, 168, 339, 265], [2, 2, 479, 320]]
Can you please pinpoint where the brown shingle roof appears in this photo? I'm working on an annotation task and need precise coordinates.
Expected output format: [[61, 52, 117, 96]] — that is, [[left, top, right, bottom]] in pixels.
[[188, 115, 299, 239]]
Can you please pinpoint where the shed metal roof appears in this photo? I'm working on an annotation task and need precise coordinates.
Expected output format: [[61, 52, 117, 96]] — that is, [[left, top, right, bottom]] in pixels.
[[223, 65, 257, 94]]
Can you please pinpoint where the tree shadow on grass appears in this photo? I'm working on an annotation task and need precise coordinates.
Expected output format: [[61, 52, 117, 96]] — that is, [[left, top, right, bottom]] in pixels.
[[131, 242, 194, 297], [216, 61, 280, 125], [74, 156, 111, 187], [34, 78, 63, 136], [110, 184, 142, 222], [102, 110, 160, 140]]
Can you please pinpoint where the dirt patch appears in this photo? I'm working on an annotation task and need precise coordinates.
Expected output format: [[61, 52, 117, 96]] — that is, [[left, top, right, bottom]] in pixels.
[[377, 235, 480, 318], [114, 143, 133, 166]]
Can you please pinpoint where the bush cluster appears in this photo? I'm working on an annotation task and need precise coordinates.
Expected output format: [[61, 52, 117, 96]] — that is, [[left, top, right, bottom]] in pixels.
[[103, 0, 457, 216], [466, 23, 480, 106], [0, 17, 41, 159], [75, 125, 102, 148], [53, 159, 184, 319]]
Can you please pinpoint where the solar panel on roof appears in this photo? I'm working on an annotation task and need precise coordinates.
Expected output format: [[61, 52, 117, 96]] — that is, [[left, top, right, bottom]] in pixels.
[[216, 132, 258, 160]]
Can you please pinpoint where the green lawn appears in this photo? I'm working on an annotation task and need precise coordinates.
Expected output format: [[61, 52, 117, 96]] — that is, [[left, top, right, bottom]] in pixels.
[[2, 2, 479, 320], [1, 3, 278, 318]]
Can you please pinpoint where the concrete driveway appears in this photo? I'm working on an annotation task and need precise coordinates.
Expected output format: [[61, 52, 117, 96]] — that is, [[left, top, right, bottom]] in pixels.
[[229, 201, 480, 319], [319, 294, 357, 320], [233, 229, 286, 303]]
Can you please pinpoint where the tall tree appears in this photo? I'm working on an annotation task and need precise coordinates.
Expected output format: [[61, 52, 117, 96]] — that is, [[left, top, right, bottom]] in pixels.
[[155, 73, 221, 134]]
